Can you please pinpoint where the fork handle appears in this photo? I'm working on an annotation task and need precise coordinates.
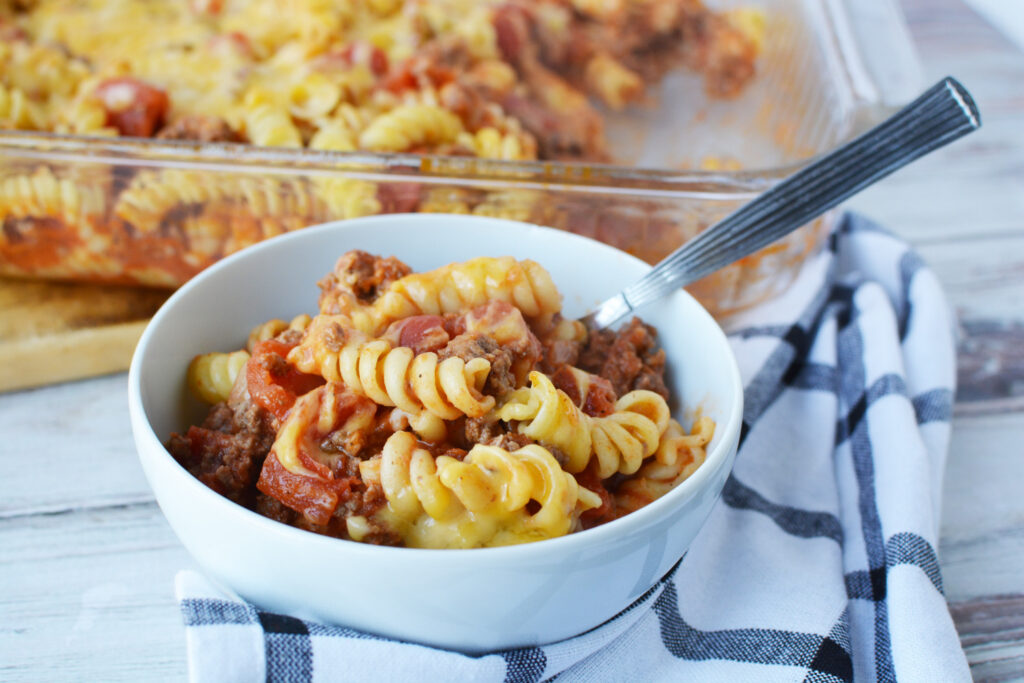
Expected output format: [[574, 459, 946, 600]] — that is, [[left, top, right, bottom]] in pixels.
[[594, 77, 980, 328]]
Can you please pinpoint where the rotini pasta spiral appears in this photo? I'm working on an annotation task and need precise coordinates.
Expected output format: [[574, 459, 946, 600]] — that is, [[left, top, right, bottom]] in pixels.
[[458, 126, 536, 161], [590, 390, 670, 476], [271, 382, 378, 479], [497, 371, 592, 471], [324, 256, 562, 335], [288, 319, 495, 419], [187, 350, 250, 404], [614, 417, 714, 516], [287, 73, 341, 120], [497, 371, 671, 477], [243, 102, 302, 148], [361, 431, 601, 548], [358, 104, 464, 152], [0, 84, 35, 129], [115, 171, 326, 239], [0, 166, 107, 226], [246, 314, 313, 352]]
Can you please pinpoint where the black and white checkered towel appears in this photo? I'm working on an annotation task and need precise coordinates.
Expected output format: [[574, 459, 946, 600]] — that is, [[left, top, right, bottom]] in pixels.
[[175, 213, 970, 682]]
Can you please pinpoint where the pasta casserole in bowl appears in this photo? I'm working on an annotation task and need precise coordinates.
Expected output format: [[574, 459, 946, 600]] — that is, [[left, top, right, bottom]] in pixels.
[[128, 213, 743, 651]]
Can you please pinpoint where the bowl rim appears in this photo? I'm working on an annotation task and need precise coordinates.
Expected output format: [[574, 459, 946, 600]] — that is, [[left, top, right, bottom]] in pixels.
[[129, 213, 744, 559]]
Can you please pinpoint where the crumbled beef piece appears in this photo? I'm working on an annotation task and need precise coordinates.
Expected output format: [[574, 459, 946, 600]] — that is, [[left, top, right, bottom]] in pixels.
[[336, 480, 385, 518], [549, 365, 582, 404], [156, 114, 240, 142], [439, 332, 517, 398], [259, 348, 289, 376], [360, 527, 406, 547], [462, 301, 543, 383], [318, 434, 365, 473], [318, 250, 412, 312], [542, 443, 569, 469], [540, 337, 582, 373], [255, 492, 298, 525], [578, 317, 669, 399], [199, 402, 235, 432], [166, 397, 277, 506], [500, 88, 604, 161], [426, 444, 470, 461], [549, 364, 616, 417], [461, 415, 506, 446], [276, 479, 400, 546], [486, 432, 535, 452], [277, 327, 306, 347], [384, 315, 452, 354]]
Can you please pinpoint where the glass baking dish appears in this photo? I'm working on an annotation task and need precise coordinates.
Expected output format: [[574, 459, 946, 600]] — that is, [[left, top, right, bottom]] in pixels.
[[0, 0, 919, 319]]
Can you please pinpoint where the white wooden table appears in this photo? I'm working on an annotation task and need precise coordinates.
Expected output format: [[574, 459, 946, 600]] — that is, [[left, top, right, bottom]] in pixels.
[[2, 1, 1022, 679]]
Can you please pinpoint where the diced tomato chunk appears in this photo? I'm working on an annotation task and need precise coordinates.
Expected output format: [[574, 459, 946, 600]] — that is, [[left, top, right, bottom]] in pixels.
[[246, 339, 324, 420], [190, 0, 223, 14], [95, 78, 170, 137], [394, 315, 450, 354], [257, 450, 356, 526]]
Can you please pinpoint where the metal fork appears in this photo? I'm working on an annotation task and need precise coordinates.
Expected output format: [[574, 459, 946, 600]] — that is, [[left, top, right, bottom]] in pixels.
[[584, 76, 981, 330]]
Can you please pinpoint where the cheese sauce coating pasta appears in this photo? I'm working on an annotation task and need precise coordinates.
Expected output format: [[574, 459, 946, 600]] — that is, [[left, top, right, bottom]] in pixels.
[[167, 251, 713, 548], [0, 0, 761, 289], [3, 0, 760, 158]]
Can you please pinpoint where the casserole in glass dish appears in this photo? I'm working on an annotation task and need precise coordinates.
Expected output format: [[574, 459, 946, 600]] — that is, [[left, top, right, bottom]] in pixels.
[[0, 0, 919, 317]]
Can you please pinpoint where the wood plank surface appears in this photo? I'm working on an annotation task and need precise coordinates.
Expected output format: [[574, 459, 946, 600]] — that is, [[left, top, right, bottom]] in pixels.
[[0, 278, 168, 392], [0, 503, 192, 682], [0, 375, 152, 517], [0, 0, 1021, 680]]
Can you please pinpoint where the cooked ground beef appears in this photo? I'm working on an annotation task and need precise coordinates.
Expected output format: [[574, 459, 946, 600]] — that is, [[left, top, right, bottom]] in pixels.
[[255, 491, 299, 525], [318, 250, 412, 312], [549, 365, 617, 417], [485, 432, 535, 452], [277, 327, 306, 347], [258, 346, 290, 376], [540, 337, 582, 373], [156, 114, 239, 142], [578, 317, 669, 399], [439, 332, 518, 398], [281, 487, 402, 547], [167, 399, 276, 506], [461, 414, 506, 447]]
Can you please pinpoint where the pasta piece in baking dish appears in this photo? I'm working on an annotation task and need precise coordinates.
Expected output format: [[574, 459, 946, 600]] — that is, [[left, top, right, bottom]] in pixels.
[[359, 104, 465, 152]]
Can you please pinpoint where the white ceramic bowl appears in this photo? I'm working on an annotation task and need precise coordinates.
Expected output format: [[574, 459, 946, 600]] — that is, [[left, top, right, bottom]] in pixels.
[[129, 214, 743, 653]]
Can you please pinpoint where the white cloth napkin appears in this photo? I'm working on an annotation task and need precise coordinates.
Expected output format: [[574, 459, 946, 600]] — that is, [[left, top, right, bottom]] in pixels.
[[175, 213, 970, 682]]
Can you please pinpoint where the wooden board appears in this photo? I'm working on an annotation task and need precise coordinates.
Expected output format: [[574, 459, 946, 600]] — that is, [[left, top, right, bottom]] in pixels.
[[0, 277, 169, 393]]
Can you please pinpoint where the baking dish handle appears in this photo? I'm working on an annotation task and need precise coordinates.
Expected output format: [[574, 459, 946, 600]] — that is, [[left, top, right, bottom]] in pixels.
[[823, 0, 925, 118]]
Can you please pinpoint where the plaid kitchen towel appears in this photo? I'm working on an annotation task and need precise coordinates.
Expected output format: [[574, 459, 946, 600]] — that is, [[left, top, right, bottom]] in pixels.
[[175, 213, 970, 682]]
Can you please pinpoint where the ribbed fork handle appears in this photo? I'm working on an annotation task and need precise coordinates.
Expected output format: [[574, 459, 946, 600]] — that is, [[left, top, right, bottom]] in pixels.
[[588, 77, 980, 329]]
